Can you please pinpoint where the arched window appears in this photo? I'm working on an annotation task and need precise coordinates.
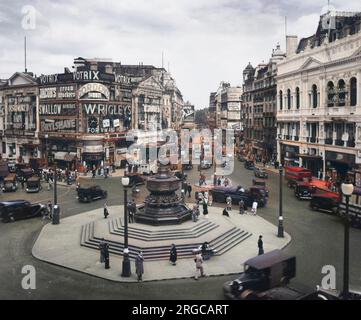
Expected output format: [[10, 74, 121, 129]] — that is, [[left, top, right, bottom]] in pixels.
[[350, 77, 357, 106], [279, 90, 283, 110], [296, 87, 300, 109], [327, 81, 335, 107], [312, 84, 318, 108], [338, 79, 346, 107], [287, 89, 291, 109]]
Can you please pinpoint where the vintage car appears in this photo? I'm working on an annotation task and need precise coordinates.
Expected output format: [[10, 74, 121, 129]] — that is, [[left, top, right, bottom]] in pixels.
[[77, 185, 107, 202], [244, 160, 255, 170], [2, 174, 18, 192], [0, 200, 46, 223], [26, 176, 42, 193], [183, 164, 193, 171], [126, 173, 145, 186], [285, 166, 312, 188], [200, 160, 212, 170], [223, 250, 296, 300], [211, 185, 267, 208], [294, 181, 313, 200], [310, 191, 340, 214], [254, 167, 268, 179], [17, 168, 34, 182]]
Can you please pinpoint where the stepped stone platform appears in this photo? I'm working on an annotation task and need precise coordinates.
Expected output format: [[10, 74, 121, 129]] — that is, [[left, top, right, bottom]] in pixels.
[[32, 205, 291, 282]]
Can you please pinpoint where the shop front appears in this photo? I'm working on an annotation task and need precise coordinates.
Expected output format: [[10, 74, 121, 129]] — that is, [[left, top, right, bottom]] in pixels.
[[280, 144, 299, 167], [298, 154, 323, 177], [325, 151, 356, 183], [81, 140, 104, 170]]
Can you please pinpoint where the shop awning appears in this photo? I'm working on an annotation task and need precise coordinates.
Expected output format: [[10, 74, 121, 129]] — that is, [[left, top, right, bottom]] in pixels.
[[297, 154, 322, 160], [53, 152, 77, 161]]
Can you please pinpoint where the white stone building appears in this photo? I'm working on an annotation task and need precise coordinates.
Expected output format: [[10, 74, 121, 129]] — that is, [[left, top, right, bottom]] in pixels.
[[277, 11, 361, 182]]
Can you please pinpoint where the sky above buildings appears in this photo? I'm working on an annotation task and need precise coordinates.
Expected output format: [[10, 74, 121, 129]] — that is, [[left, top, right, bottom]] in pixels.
[[1, 0, 361, 108]]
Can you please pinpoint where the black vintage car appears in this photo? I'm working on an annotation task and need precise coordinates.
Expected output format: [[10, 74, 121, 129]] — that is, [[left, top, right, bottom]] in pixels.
[[244, 160, 255, 170], [211, 185, 267, 208], [0, 200, 46, 223], [2, 174, 18, 192], [310, 192, 340, 214], [183, 164, 193, 170], [126, 173, 145, 186], [26, 176, 42, 193], [77, 185, 107, 202], [254, 167, 268, 179], [223, 250, 296, 300]]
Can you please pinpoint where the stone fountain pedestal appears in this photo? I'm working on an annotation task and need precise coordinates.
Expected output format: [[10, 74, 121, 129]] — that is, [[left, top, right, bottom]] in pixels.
[[135, 164, 192, 225]]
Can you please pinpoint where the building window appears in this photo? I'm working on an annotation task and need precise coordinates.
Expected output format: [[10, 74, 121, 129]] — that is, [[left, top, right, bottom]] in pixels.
[[327, 81, 336, 107], [312, 84, 318, 108], [338, 79, 346, 107], [287, 89, 291, 109], [296, 87, 300, 109], [279, 90, 283, 110], [350, 77, 357, 106]]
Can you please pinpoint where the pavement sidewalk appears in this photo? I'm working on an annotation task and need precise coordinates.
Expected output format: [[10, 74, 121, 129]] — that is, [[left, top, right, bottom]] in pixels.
[[32, 206, 291, 283]]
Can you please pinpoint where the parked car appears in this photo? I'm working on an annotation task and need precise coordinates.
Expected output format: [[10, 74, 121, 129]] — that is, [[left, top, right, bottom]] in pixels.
[[223, 250, 296, 300], [285, 166, 312, 188], [254, 167, 268, 179], [26, 176, 42, 193], [294, 181, 313, 200], [126, 173, 145, 186], [244, 160, 255, 170], [0, 200, 46, 223], [183, 164, 193, 171], [2, 174, 18, 192], [200, 160, 212, 170], [310, 192, 340, 214], [77, 185, 107, 202], [211, 185, 267, 208]]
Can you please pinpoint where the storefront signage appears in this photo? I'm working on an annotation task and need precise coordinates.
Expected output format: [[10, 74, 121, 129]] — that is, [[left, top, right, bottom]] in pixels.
[[78, 83, 110, 100], [39, 72, 130, 85], [39, 103, 77, 115], [39, 86, 76, 99], [83, 103, 127, 115], [325, 151, 355, 165], [8, 104, 30, 112], [40, 119, 77, 132]]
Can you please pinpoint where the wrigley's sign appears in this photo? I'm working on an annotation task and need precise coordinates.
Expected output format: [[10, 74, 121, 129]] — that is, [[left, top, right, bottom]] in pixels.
[[83, 103, 129, 115]]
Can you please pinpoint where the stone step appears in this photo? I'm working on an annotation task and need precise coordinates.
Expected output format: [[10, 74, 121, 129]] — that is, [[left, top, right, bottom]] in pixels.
[[215, 232, 252, 256], [109, 220, 219, 241]]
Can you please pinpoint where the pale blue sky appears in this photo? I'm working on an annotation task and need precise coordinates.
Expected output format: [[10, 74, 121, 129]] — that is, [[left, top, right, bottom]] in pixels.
[[0, 0, 360, 108]]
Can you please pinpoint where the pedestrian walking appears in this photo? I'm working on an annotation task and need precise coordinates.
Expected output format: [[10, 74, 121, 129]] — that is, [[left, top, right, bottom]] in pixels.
[[192, 204, 199, 222], [135, 251, 144, 282], [258, 235, 264, 255], [194, 251, 205, 280], [217, 177, 221, 186], [104, 202, 109, 219], [239, 200, 245, 214], [21, 177, 25, 189], [92, 168, 96, 178], [202, 199, 208, 216], [187, 183, 192, 198], [104, 242, 110, 269], [181, 189, 185, 202], [169, 244, 177, 266], [47, 201, 53, 218], [226, 196, 232, 211], [222, 207, 230, 217], [128, 200, 136, 223], [251, 201, 258, 215], [99, 238, 106, 263]]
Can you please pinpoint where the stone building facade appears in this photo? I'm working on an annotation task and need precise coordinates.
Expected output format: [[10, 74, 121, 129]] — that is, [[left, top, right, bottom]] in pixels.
[[277, 11, 361, 183]]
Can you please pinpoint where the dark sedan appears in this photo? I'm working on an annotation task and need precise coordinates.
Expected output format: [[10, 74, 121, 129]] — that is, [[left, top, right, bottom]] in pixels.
[[77, 185, 107, 203], [254, 167, 268, 179], [0, 200, 46, 223], [211, 185, 267, 208]]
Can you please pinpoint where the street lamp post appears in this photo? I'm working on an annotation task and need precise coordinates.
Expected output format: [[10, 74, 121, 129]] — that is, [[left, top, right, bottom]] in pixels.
[[44, 134, 49, 167], [52, 166, 60, 225], [341, 182, 354, 300], [278, 166, 284, 237], [121, 176, 131, 277]]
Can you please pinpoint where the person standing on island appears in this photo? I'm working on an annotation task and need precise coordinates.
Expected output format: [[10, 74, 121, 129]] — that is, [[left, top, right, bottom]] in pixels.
[[135, 251, 144, 282], [103, 202, 109, 219], [258, 235, 264, 255], [169, 244, 177, 266]]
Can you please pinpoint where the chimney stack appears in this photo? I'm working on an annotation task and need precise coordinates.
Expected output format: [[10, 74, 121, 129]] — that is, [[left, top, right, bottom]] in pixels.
[[286, 35, 298, 57]]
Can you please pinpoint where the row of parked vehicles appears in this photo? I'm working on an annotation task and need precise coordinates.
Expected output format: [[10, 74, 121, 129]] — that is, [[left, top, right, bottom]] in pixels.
[[285, 166, 361, 228], [2, 172, 42, 193]]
